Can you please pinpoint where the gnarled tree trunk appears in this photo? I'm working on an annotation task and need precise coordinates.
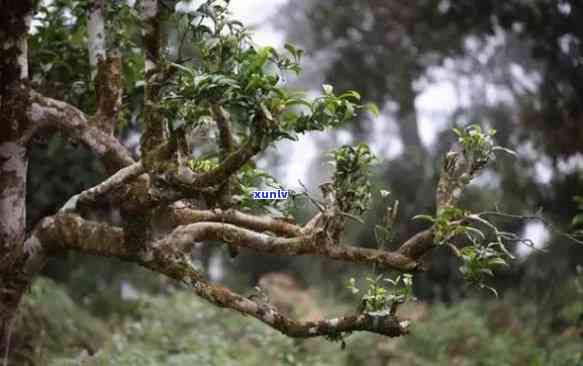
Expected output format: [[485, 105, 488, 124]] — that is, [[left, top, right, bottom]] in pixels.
[[0, 142, 29, 362], [0, 1, 34, 360]]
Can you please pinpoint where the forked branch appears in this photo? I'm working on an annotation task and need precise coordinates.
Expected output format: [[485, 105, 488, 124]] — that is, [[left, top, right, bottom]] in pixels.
[[28, 213, 411, 338]]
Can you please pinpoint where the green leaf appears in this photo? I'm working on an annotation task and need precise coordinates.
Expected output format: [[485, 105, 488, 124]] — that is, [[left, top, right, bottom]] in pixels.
[[206, 37, 221, 50], [284, 43, 304, 61], [572, 214, 583, 228], [285, 98, 313, 110], [340, 90, 361, 101], [343, 102, 354, 121], [322, 84, 334, 95], [412, 214, 435, 223], [488, 258, 509, 267], [169, 62, 195, 76], [480, 284, 499, 297], [365, 102, 380, 117], [479, 268, 495, 277]]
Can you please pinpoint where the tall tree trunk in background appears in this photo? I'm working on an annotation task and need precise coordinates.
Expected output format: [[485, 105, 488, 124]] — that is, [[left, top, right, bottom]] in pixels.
[[0, 1, 33, 360], [393, 70, 430, 222], [396, 72, 425, 160]]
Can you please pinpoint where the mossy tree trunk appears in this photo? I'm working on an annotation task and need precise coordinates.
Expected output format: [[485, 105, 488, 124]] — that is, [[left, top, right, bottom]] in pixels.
[[0, 1, 34, 360], [0, 142, 29, 361]]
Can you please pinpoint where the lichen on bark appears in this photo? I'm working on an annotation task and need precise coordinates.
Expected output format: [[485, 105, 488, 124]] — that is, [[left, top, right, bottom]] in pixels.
[[0, 1, 34, 358], [93, 54, 122, 135]]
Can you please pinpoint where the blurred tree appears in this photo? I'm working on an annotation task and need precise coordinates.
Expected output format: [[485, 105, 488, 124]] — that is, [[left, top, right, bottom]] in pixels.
[[283, 0, 468, 155], [445, 0, 583, 158], [282, 0, 479, 300], [282, 0, 583, 301]]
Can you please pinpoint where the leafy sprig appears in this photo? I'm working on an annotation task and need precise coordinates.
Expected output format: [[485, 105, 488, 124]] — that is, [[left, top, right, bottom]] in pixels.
[[347, 273, 416, 314], [329, 144, 377, 215]]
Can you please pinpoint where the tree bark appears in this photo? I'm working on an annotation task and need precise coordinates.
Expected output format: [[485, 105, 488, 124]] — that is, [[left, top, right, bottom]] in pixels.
[[0, 143, 29, 363], [0, 1, 33, 361]]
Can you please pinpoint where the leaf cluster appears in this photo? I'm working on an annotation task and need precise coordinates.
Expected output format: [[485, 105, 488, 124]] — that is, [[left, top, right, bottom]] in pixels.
[[414, 208, 515, 297], [453, 124, 516, 183], [230, 164, 291, 215], [329, 144, 377, 215], [412, 125, 519, 295], [347, 273, 415, 314], [161, 0, 377, 155], [374, 191, 399, 249]]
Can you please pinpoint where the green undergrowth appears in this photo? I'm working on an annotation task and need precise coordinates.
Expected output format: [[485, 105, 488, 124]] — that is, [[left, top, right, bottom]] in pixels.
[[10, 277, 583, 366]]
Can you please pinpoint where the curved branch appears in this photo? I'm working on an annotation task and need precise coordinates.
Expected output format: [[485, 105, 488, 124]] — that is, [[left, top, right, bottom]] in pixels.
[[154, 222, 420, 271], [397, 229, 435, 261], [188, 279, 409, 338], [172, 205, 302, 237], [29, 214, 409, 339], [29, 214, 129, 259], [60, 162, 144, 212], [23, 92, 134, 170], [167, 110, 269, 189], [191, 139, 261, 187]]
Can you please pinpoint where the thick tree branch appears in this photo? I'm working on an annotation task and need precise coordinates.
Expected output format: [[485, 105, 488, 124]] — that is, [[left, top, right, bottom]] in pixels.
[[60, 162, 144, 212], [435, 152, 460, 212], [191, 139, 262, 186], [29, 214, 409, 338], [0, 3, 30, 261], [23, 92, 134, 170], [1, 3, 33, 362], [160, 137, 262, 191], [93, 54, 123, 136], [140, 0, 167, 172], [87, 0, 105, 78], [397, 229, 435, 261], [172, 205, 303, 237], [170, 199, 437, 271], [88, 1, 123, 136], [154, 221, 314, 254], [211, 103, 236, 211], [154, 222, 421, 271], [27, 214, 129, 260], [212, 104, 235, 160], [188, 279, 409, 338]]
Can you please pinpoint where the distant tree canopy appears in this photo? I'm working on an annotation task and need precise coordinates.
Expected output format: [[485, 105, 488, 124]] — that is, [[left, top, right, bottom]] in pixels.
[[445, 0, 583, 157]]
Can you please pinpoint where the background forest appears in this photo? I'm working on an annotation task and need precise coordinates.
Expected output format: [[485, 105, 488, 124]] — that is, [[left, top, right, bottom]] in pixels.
[[14, 0, 583, 364]]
